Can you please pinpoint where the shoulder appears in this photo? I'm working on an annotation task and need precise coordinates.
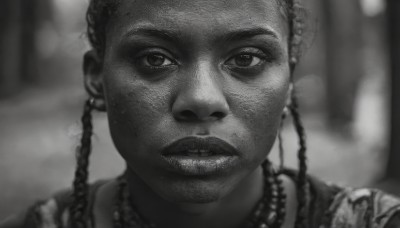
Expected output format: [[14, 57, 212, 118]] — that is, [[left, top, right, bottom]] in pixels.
[[282, 169, 400, 228], [0, 198, 63, 228], [321, 187, 400, 228], [0, 180, 109, 228]]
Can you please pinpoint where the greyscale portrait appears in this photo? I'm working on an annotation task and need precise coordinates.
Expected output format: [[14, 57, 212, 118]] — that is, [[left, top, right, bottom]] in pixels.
[[1, 0, 400, 228]]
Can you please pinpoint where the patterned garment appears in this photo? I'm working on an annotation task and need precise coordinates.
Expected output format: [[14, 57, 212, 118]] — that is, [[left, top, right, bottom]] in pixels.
[[1, 172, 400, 228], [320, 188, 400, 228]]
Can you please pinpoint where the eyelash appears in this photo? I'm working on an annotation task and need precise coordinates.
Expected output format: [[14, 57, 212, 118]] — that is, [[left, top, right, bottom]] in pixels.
[[134, 50, 177, 69], [226, 48, 271, 64], [132, 47, 272, 75]]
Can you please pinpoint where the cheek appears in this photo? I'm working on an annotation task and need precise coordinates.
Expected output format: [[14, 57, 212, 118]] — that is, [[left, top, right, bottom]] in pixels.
[[227, 72, 289, 155], [102, 70, 171, 158]]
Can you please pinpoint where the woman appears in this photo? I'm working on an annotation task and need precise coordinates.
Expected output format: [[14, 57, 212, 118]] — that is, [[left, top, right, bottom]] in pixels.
[[1, 0, 400, 227]]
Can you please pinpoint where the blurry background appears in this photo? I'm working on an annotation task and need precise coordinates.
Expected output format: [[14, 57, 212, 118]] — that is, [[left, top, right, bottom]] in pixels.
[[1, 0, 400, 220]]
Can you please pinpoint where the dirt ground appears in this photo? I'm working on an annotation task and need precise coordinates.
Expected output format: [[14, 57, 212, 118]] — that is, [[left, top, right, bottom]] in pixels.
[[0, 80, 395, 220]]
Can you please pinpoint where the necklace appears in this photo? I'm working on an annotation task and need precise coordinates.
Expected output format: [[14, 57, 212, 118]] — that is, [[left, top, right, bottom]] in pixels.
[[112, 161, 286, 228]]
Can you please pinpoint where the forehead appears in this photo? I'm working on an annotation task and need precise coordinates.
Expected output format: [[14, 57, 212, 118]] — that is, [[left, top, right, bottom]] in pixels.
[[109, 0, 288, 41]]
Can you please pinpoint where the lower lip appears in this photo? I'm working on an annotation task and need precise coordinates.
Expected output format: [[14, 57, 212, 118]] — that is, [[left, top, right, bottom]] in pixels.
[[161, 155, 239, 176]]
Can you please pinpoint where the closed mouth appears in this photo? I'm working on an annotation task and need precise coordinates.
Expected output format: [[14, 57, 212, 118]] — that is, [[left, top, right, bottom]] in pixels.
[[160, 136, 240, 176], [161, 136, 239, 157], [179, 149, 217, 157]]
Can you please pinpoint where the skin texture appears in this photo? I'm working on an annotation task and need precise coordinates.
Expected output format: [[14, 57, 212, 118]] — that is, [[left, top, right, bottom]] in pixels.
[[84, 0, 292, 227]]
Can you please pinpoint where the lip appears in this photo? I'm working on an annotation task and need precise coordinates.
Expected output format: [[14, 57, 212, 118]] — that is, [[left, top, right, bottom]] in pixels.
[[160, 136, 240, 176]]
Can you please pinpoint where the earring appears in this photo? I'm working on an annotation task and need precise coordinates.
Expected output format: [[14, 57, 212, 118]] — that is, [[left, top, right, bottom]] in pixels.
[[89, 96, 106, 112]]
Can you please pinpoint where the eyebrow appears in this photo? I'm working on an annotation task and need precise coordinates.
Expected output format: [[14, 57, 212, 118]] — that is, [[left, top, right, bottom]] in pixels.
[[123, 28, 182, 44], [122, 27, 280, 43], [221, 27, 279, 42]]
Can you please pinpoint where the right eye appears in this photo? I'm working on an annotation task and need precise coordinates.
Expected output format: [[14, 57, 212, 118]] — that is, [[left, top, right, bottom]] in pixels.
[[131, 48, 179, 77], [137, 53, 175, 67]]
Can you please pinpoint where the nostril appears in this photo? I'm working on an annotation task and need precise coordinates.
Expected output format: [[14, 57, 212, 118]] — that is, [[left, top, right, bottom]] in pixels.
[[211, 111, 226, 119], [179, 110, 198, 120], [176, 110, 227, 121]]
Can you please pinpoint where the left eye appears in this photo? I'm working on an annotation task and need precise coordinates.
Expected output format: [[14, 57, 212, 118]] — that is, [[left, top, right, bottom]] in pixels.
[[226, 54, 262, 67], [140, 54, 174, 67]]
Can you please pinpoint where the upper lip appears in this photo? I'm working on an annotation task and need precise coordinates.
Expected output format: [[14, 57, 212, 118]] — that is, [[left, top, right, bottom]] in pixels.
[[161, 136, 239, 156]]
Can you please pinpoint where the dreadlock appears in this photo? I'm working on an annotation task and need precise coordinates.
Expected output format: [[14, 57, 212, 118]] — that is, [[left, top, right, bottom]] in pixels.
[[71, 0, 309, 227]]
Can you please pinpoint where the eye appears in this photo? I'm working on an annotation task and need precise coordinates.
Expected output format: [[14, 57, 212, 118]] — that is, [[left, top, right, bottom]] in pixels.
[[132, 49, 178, 78], [225, 47, 270, 70], [139, 53, 174, 67], [228, 54, 262, 67], [223, 48, 274, 77]]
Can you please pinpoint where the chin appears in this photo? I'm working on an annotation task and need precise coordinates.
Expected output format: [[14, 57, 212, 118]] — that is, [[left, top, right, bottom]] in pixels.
[[154, 177, 233, 204]]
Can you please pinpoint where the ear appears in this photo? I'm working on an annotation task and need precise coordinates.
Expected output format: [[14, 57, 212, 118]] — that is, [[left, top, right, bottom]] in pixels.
[[83, 50, 106, 111]]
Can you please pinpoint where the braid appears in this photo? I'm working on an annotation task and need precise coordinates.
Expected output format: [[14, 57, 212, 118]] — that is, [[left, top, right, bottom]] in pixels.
[[289, 93, 309, 228], [287, 0, 306, 72], [86, 0, 121, 56], [286, 1, 309, 227], [113, 176, 126, 228], [70, 99, 94, 228], [278, 112, 287, 171]]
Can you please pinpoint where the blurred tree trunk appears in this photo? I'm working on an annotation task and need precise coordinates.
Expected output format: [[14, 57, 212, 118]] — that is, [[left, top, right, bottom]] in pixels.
[[0, 0, 22, 97], [20, 0, 38, 83], [323, 0, 363, 131], [21, 0, 53, 83], [387, 0, 400, 180], [0, 0, 53, 98]]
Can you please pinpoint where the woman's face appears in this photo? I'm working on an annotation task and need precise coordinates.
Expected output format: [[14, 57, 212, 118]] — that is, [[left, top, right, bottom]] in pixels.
[[87, 0, 290, 203]]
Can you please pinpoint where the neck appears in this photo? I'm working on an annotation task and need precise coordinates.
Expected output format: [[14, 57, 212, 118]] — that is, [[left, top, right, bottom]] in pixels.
[[125, 166, 264, 228]]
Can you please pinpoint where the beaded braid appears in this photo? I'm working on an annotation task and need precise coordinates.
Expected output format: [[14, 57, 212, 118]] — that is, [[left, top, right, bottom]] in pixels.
[[287, 0, 305, 70], [69, 99, 94, 228], [289, 93, 309, 228], [278, 112, 287, 171], [70, 2, 122, 226], [113, 176, 126, 228], [287, 0, 310, 227]]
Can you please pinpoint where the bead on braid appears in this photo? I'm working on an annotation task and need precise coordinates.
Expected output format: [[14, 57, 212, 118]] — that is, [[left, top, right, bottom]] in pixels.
[[287, 0, 305, 72]]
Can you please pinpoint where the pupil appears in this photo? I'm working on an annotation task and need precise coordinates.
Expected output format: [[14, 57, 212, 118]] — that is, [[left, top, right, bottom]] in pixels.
[[235, 55, 253, 67], [147, 54, 165, 66]]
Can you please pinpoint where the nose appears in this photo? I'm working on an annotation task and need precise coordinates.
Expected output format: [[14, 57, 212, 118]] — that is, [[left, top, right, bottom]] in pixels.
[[172, 63, 229, 122]]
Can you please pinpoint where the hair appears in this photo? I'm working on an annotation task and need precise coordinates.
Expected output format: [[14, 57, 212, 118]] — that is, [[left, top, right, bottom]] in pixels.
[[71, 0, 308, 227], [70, 99, 94, 228]]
